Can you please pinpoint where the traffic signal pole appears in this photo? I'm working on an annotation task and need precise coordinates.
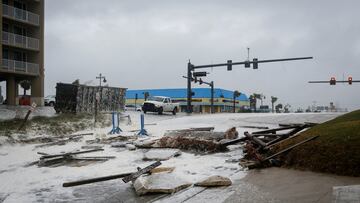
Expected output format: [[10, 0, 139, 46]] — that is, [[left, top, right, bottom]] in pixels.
[[187, 62, 193, 113], [186, 56, 313, 114]]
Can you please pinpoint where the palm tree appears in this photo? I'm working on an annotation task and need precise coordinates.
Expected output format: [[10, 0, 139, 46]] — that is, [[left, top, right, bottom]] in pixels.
[[271, 96, 278, 113]]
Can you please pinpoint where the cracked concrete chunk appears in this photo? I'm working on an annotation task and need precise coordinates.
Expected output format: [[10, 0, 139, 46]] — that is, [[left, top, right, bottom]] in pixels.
[[133, 173, 192, 195], [333, 185, 360, 203], [125, 144, 136, 150], [195, 175, 232, 187], [143, 149, 181, 161]]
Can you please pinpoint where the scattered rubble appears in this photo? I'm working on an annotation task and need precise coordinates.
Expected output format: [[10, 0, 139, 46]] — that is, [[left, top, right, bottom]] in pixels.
[[86, 134, 137, 145], [136, 127, 238, 153], [195, 175, 232, 187]]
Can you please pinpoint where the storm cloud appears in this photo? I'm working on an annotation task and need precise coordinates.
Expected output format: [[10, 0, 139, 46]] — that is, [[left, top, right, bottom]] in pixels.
[[44, 0, 360, 110]]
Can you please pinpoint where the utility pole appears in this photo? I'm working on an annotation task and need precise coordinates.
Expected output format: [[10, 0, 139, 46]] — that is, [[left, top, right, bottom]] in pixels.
[[233, 91, 241, 113], [96, 73, 107, 87], [186, 56, 313, 114], [210, 81, 214, 114], [187, 62, 193, 113]]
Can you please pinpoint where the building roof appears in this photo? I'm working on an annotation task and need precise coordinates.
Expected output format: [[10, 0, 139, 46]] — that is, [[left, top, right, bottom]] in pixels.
[[126, 88, 249, 101]]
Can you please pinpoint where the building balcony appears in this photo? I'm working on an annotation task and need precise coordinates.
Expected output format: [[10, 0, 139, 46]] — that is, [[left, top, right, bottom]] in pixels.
[[2, 59, 39, 76], [2, 31, 39, 51], [2, 4, 40, 26]]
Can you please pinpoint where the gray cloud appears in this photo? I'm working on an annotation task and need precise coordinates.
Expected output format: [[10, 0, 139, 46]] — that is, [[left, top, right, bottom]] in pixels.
[[44, 0, 360, 110]]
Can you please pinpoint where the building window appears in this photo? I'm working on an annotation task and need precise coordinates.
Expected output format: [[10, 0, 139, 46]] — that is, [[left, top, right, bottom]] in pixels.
[[2, 23, 9, 32], [3, 49, 9, 59], [2, 0, 9, 5], [14, 1, 27, 10]]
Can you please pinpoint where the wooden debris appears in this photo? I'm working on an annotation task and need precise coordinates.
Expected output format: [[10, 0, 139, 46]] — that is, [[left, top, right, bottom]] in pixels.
[[150, 167, 175, 174], [62, 161, 162, 187], [167, 127, 215, 133], [35, 148, 114, 167], [123, 161, 162, 183], [63, 172, 132, 187], [239, 125, 269, 129], [262, 136, 319, 162]]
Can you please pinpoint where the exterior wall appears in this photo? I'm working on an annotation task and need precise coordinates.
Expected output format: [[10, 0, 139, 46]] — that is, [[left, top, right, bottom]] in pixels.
[[0, 0, 44, 106], [125, 88, 250, 113]]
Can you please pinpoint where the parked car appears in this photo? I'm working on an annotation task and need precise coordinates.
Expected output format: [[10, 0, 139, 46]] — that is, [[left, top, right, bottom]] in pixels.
[[142, 96, 179, 115], [44, 95, 56, 106]]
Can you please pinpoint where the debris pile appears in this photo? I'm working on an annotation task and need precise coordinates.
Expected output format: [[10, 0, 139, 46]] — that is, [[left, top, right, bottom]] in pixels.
[[235, 123, 318, 169], [136, 127, 238, 153]]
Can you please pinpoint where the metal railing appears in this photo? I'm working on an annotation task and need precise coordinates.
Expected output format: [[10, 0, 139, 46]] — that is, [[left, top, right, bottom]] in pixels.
[[2, 4, 40, 26], [2, 59, 39, 75], [2, 32, 39, 50]]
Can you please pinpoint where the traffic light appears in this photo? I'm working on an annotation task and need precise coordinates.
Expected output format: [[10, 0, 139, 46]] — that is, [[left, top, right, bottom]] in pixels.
[[199, 78, 203, 85], [191, 91, 195, 96], [227, 60, 232, 71], [234, 90, 241, 97], [348, 76, 353, 85], [253, 58, 258, 69], [245, 60, 251, 68], [135, 93, 138, 100], [193, 72, 207, 77], [330, 77, 336, 85]]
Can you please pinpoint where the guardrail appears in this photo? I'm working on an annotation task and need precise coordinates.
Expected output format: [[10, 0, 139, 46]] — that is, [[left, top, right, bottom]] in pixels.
[[2, 32, 39, 50], [2, 4, 40, 26], [2, 59, 39, 75]]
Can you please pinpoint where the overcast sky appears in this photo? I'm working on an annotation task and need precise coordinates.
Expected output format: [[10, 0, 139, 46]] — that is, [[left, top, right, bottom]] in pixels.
[[44, 0, 360, 110]]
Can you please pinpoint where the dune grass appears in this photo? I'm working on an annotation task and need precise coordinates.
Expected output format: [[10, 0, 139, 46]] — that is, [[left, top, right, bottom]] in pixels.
[[272, 110, 360, 176]]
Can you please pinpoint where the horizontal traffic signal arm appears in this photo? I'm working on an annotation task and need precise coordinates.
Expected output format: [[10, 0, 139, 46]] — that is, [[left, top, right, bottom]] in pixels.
[[191, 57, 313, 69], [308, 80, 360, 83], [182, 76, 212, 86]]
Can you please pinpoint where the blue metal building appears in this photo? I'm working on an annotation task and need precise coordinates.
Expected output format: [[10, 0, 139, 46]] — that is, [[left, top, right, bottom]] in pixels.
[[126, 88, 249, 113]]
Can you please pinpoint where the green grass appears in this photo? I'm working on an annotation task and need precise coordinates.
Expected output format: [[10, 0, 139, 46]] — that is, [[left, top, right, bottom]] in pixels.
[[272, 110, 360, 176], [0, 113, 111, 137]]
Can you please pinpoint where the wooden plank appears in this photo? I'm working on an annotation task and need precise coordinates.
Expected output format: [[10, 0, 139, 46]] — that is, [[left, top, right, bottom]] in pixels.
[[220, 137, 248, 146], [252, 126, 299, 134], [244, 132, 267, 148], [63, 172, 132, 187], [262, 135, 319, 161], [40, 148, 104, 159], [122, 161, 162, 183]]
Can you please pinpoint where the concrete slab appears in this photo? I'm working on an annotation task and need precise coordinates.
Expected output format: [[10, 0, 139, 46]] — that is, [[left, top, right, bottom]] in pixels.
[[133, 173, 192, 195], [143, 149, 181, 161], [333, 185, 360, 203]]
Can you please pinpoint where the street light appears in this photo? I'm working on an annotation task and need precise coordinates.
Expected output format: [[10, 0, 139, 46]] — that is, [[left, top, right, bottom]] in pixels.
[[96, 73, 107, 87]]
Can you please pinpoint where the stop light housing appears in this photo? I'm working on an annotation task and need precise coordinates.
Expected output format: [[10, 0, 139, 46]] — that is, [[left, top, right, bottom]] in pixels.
[[199, 78, 203, 85], [193, 72, 207, 77], [191, 91, 195, 96], [253, 58, 258, 69], [348, 76, 353, 85], [330, 77, 336, 85], [227, 60, 232, 71], [245, 60, 251, 68]]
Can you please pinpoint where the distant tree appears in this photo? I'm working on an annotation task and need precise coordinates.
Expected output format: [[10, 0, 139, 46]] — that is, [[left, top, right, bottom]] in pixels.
[[19, 80, 31, 96], [271, 96, 278, 113], [275, 103, 283, 113]]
